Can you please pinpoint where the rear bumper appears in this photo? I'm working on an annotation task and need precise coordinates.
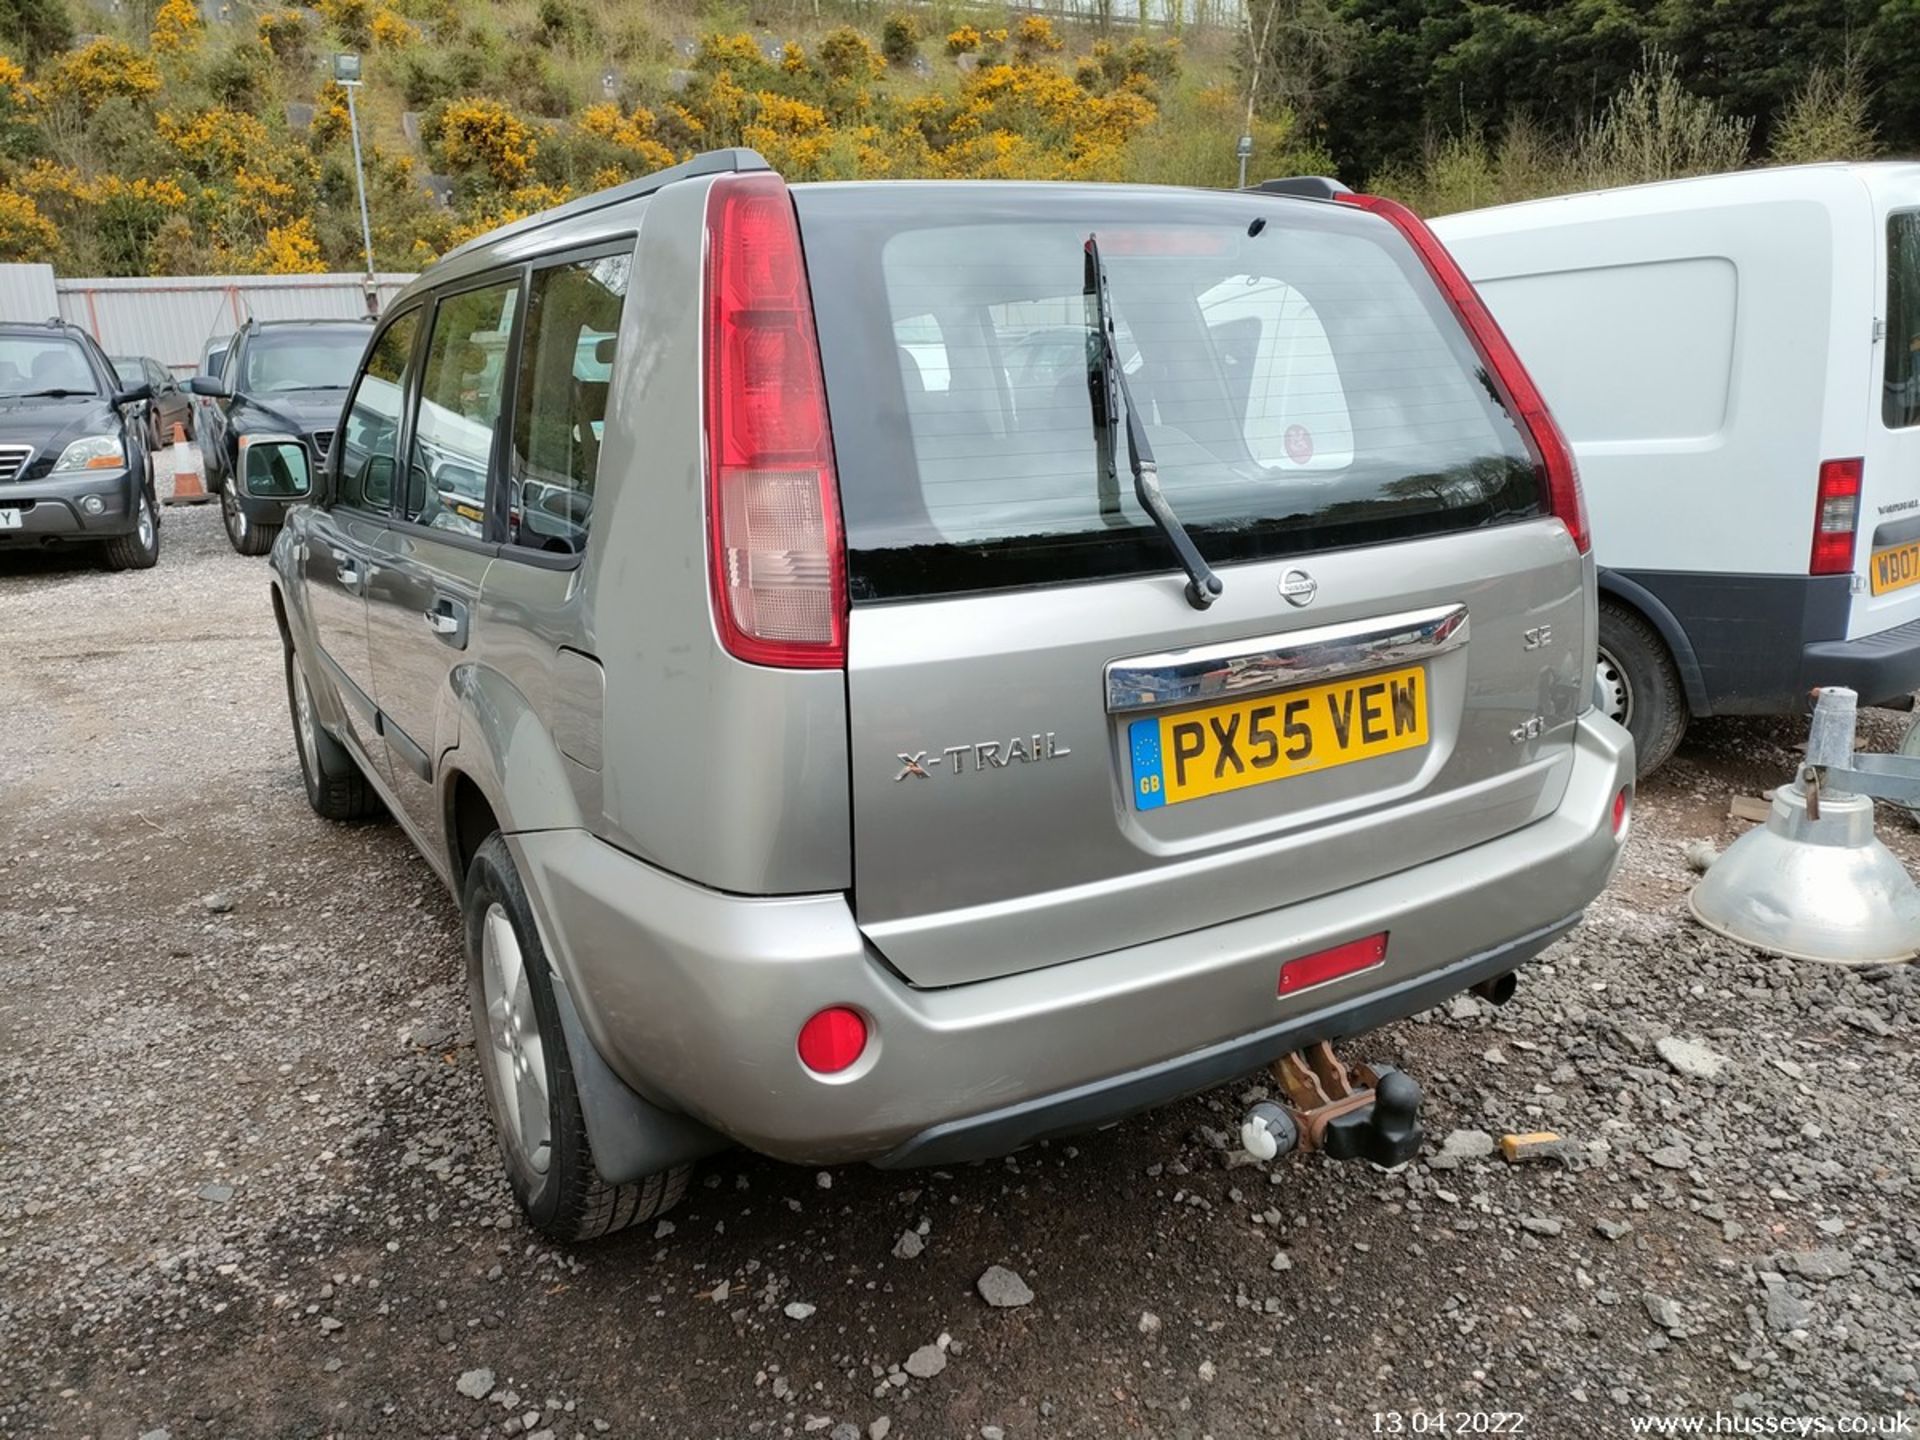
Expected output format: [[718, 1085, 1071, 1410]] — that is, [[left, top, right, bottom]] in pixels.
[[0, 468, 140, 545], [513, 711, 1634, 1167], [1802, 618, 1920, 706]]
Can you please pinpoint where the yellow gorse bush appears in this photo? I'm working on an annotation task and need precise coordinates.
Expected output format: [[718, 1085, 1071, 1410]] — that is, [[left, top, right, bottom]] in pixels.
[[160, 108, 275, 178], [316, 0, 374, 50], [257, 215, 326, 273], [256, 10, 308, 61], [151, 0, 202, 55], [42, 38, 160, 114], [370, 9, 421, 50], [576, 102, 675, 171], [0, 187, 56, 260], [436, 97, 537, 186], [0, 55, 39, 114], [743, 91, 831, 175]]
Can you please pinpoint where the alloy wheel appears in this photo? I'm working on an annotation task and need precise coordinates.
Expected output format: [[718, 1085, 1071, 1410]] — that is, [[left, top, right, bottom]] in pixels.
[[480, 903, 552, 1176], [290, 660, 320, 786]]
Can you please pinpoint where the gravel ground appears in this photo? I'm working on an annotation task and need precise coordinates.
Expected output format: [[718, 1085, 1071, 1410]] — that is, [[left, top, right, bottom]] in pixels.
[[2, 495, 1917, 1440]]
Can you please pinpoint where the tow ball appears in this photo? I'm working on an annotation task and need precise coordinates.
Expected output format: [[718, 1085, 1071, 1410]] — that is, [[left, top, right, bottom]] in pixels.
[[1238, 1040, 1424, 1167]]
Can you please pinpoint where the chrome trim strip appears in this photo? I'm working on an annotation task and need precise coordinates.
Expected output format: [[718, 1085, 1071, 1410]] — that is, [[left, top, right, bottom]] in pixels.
[[1104, 603, 1470, 715]]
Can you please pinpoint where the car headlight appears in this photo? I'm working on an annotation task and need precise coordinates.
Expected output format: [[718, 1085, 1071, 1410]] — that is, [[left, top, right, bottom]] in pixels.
[[52, 435, 125, 472]]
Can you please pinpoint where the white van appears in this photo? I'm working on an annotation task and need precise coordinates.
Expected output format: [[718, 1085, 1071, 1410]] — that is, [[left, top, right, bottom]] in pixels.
[[1433, 163, 1920, 773]]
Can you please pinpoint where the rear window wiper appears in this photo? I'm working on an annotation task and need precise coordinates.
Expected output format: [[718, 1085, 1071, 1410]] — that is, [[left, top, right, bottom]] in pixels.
[[1083, 232, 1223, 611]]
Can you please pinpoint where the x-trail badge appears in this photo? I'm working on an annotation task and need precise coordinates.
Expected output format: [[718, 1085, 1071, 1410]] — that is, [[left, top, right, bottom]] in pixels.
[[1279, 569, 1318, 607]]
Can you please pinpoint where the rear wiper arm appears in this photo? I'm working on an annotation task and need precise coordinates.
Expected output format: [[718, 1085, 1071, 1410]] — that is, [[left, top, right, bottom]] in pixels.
[[1083, 232, 1223, 611]]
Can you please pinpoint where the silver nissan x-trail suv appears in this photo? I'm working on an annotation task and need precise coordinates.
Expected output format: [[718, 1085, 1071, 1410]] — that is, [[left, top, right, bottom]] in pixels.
[[266, 149, 1634, 1241]]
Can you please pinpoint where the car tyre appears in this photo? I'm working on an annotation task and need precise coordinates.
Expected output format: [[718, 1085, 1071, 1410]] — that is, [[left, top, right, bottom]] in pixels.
[[223, 479, 277, 556], [464, 832, 690, 1243], [285, 642, 381, 821], [1597, 599, 1687, 777], [101, 488, 160, 571]]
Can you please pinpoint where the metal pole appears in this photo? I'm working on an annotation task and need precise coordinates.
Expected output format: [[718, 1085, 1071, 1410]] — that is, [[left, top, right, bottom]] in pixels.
[[1238, 152, 1249, 188], [345, 83, 375, 278]]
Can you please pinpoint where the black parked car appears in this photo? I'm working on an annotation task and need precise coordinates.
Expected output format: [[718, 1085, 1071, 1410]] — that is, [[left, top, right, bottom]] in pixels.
[[111, 354, 194, 449], [0, 320, 159, 571], [192, 318, 370, 555]]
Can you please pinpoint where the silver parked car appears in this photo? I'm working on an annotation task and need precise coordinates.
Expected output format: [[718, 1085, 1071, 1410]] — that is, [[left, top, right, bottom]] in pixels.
[[263, 150, 1634, 1241]]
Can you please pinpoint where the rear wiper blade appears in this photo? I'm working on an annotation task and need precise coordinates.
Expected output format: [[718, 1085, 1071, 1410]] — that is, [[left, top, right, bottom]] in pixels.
[[1083, 232, 1222, 611]]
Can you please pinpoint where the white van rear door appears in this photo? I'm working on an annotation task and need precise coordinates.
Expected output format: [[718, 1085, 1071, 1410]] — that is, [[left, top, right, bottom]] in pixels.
[[1856, 180, 1920, 637]]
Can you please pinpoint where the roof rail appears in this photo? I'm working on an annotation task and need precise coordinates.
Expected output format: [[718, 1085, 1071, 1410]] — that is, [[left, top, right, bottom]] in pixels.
[[437, 147, 773, 266], [1244, 176, 1353, 201]]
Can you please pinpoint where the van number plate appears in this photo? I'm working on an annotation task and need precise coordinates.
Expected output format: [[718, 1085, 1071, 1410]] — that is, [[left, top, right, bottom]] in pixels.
[[0, 508, 19, 530], [1127, 665, 1429, 810], [1870, 540, 1920, 595]]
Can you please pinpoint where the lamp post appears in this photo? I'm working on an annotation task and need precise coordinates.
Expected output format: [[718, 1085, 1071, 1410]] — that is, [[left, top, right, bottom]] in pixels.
[[334, 52, 375, 281]]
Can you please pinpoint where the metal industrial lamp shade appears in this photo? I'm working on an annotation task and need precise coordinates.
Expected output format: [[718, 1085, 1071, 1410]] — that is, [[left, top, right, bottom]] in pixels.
[[1689, 687, 1920, 965]]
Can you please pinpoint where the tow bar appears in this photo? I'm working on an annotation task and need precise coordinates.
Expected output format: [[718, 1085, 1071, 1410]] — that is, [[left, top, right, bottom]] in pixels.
[[1238, 1040, 1424, 1167]]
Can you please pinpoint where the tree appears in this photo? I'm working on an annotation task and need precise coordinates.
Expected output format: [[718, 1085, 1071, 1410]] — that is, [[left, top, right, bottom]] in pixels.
[[1769, 59, 1879, 164], [0, 0, 68, 64]]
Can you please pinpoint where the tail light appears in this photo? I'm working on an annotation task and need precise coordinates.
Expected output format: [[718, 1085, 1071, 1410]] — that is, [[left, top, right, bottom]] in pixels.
[[1336, 192, 1590, 555], [1809, 457, 1863, 576], [703, 172, 847, 668]]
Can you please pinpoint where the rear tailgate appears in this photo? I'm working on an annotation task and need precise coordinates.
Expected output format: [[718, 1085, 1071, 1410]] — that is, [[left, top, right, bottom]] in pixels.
[[799, 183, 1590, 987]]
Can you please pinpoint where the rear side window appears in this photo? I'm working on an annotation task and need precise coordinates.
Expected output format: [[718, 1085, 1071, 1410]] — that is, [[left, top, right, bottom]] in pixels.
[[508, 252, 630, 557], [1887, 212, 1920, 429], [408, 279, 520, 538], [335, 309, 418, 512], [799, 188, 1542, 602]]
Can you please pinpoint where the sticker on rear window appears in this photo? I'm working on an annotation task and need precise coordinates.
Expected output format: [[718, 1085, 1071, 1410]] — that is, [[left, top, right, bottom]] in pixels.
[[1284, 424, 1314, 466]]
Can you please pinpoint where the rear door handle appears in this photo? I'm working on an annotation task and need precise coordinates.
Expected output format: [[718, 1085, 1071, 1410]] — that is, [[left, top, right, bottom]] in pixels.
[[425, 596, 469, 648]]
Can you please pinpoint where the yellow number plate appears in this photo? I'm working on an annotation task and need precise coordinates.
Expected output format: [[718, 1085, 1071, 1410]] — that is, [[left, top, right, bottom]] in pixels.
[[1871, 540, 1920, 595], [1127, 665, 1429, 810]]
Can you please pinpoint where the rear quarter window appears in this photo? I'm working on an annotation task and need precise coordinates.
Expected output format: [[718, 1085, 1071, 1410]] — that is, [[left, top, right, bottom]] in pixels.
[[798, 185, 1543, 603]]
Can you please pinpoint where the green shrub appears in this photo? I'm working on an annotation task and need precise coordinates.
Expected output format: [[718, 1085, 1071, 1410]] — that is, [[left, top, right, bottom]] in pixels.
[[817, 26, 882, 82], [201, 37, 272, 113], [534, 0, 588, 51], [881, 13, 920, 67]]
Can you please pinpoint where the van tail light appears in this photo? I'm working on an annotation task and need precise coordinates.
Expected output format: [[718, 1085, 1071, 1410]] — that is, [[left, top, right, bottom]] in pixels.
[[1335, 192, 1590, 556], [703, 172, 847, 669], [1809, 457, 1863, 576]]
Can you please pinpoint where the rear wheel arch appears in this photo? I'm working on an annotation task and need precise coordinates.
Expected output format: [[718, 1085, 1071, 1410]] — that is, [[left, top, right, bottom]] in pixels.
[[268, 581, 291, 648], [1596, 571, 1710, 717], [446, 768, 502, 894], [1595, 584, 1691, 777]]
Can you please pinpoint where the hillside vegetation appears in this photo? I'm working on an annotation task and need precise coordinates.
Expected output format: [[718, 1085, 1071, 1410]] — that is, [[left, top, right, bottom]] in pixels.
[[0, 0, 1893, 277]]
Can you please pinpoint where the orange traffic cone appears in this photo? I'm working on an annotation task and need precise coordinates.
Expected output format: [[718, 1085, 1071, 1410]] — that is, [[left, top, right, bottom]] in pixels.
[[163, 422, 210, 505]]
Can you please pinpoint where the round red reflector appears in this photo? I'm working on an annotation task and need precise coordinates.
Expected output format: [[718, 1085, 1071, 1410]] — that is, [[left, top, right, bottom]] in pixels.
[[797, 1007, 867, 1074], [1612, 786, 1631, 835]]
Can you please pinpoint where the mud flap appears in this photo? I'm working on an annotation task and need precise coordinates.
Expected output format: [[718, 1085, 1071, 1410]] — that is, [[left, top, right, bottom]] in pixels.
[[547, 968, 728, 1184]]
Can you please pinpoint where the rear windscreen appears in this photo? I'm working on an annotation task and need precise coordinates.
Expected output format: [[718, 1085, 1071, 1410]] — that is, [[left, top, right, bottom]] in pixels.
[[797, 185, 1543, 603]]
